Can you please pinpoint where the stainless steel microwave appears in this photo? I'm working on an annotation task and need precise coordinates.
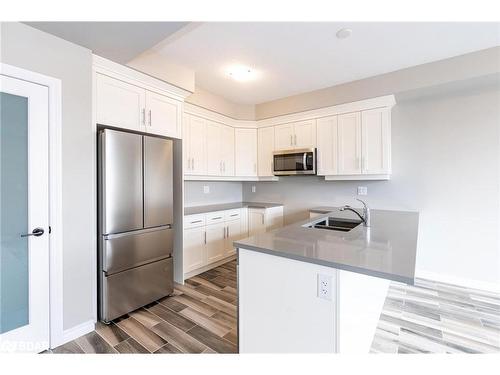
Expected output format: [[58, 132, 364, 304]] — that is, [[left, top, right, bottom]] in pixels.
[[273, 148, 317, 175]]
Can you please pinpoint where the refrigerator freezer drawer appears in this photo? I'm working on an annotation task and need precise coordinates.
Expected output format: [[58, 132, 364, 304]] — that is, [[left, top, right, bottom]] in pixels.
[[101, 257, 173, 322], [103, 226, 173, 275]]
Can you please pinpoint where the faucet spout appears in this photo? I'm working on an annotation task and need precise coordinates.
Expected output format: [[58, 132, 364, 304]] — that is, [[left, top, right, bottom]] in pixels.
[[339, 199, 371, 227]]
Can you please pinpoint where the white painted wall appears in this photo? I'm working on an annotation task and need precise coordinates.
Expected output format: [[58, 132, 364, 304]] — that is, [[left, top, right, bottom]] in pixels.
[[184, 181, 242, 207], [1, 22, 95, 330], [244, 84, 500, 287]]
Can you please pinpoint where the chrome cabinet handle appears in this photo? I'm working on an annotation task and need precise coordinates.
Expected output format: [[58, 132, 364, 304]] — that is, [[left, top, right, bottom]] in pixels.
[[224, 227, 226, 238], [148, 110, 152, 126], [294, 134, 297, 146], [261, 214, 264, 225], [290, 134, 293, 146], [142, 108, 146, 125], [212, 216, 222, 220], [190, 220, 202, 224], [21, 227, 44, 238], [204, 231, 207, 244], [227, 225, 230, 237]]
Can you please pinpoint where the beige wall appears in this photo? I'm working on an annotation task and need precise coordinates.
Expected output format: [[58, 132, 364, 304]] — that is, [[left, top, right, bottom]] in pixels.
[[127, 49, 195, 92], [255, 47, 500, 120], [1, 22, 94, 330], [186, 86, 256, 120]]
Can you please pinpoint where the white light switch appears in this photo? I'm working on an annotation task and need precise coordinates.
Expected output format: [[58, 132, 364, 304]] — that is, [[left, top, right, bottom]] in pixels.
[[251, 185, 256, 193], [357, 186, 367, 196], [203, 185, 210, 194]]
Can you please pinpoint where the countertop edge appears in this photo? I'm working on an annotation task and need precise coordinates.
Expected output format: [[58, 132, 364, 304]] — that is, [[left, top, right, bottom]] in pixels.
[[234, 243, 415, 285]]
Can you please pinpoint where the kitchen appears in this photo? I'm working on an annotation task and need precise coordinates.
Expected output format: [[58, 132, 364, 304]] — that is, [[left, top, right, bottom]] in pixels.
[[0, 9, 499, 374]]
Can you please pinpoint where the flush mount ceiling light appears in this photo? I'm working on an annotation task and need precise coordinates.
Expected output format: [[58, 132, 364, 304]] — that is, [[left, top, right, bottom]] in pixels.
[[225, 64, 258, 82], [336, 28, 352, 39]]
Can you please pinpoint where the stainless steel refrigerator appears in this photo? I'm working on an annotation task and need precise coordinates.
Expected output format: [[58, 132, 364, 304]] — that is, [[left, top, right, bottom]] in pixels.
[[98, 129, 174, 323]]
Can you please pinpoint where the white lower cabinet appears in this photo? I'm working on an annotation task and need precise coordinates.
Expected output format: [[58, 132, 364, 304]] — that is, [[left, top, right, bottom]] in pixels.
[[205, 222, 226, 263], [183, 226, 206, 273], [248, 206, 284, 236], [183, 206, 282, 278]]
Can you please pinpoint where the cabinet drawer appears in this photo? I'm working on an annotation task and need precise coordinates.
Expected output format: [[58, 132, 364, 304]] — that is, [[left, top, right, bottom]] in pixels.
[[184, 214, 206, 229], [225, 209, 241, 221], [206, 211, 225, 224]]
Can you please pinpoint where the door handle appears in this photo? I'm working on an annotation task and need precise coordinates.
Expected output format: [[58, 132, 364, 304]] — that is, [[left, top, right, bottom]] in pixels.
[[148, 110, 152, 126], [141, 108, 146, 125], [21, 227, 45, 238]]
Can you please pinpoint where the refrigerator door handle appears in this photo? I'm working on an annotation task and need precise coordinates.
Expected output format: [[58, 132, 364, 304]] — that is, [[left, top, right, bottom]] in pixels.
[[103, 224, 171, 240]]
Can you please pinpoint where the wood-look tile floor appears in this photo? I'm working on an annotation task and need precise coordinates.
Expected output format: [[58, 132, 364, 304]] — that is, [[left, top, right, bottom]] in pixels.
[[370, 278, 500, 354], [52, 260, 238, 354], [50, 259, 500, 354]]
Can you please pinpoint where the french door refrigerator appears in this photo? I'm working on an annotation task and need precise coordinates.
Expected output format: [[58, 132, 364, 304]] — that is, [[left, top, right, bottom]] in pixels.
[[98, 129, 174, 323]]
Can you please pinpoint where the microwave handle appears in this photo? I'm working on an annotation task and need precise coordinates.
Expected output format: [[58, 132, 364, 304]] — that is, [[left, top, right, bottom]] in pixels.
[[303, 153, 307, 171]]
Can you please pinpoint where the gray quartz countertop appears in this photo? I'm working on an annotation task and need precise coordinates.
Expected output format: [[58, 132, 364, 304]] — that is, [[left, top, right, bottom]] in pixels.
[[185, 201, 283, 215], [234, 208, 419, 285]]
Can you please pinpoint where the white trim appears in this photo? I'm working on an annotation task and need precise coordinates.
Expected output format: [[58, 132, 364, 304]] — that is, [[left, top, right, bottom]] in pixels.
[[61, 320, 95, 345], [184, 102, 256, 128], [256, 95, 396, 127], [184, 94, 396, 130], [184, 175, 276, 182], [323, 174, 391, 181], [416, 270, 500, 294], [93, 54, 191, 102], [0, 63, 65, 349]]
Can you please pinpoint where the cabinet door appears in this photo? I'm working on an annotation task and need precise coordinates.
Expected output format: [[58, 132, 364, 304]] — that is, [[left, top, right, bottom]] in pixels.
[[205, 223, 226, 264], [235, 128, 258, 176], [361, 108, 391, 175], [221, 125, 235, 176], [274, 124, 294, 150], [258, 127, 275, 177], [316, 116, 338, 175], [338, 112, 361, 175], [225, 219, 242, 256], [183, 226, 205, 273], [248, 209, 266, 236], [145, 91, 182, 138], [293, 120, 316, 149], [187, 115, 206, 175], [205, 121, 222, 176], [96, 74, 145, 131]]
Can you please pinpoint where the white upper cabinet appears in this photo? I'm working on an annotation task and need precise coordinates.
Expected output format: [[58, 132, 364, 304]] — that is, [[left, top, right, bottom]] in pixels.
[[96, 74, 145, 132], [220, 125, 235, 176], [338, 112, 362, 175], [293, 120, 317, 149], [235, 128, 258, 176], [145, 91, 182, 138], [274, 120, 316, 150], [184, 114, 206, 175], [205, 120, 222, 176], [258, 127, 275, 177], [274, 123, 295, 150], [361, 108, 391, 175], [316, 116, 338, 175]]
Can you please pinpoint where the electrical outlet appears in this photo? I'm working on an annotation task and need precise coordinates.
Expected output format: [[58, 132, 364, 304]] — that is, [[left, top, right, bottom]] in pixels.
[[357, 186, 367, 196], [203, 185, 210, 194], [317, 274, 332, 301], [251, 185, 256, 193]]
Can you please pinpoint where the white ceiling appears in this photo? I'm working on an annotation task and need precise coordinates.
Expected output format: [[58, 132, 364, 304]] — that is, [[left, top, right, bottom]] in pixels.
[[152, 22, 500, 104], [25, 22, 188, 63]]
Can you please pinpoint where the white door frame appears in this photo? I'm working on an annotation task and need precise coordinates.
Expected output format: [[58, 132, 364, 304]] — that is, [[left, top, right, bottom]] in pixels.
[[0, 63, 65, 348]]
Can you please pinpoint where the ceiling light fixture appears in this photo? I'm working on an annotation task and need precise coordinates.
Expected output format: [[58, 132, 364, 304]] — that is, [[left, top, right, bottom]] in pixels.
[[336, 28, 352, 39], [226, 64, 257, 82]]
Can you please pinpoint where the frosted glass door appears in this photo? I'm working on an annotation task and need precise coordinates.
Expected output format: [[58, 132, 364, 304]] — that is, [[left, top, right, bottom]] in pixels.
[[0, 74, 49, 353], [0, 92, 29, 334]]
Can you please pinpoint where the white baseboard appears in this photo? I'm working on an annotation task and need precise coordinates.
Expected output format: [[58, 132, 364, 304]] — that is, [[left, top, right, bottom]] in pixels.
[[416, 270, 500, 294], [53, 320, 95, 349], [183, 255, 236, 281]]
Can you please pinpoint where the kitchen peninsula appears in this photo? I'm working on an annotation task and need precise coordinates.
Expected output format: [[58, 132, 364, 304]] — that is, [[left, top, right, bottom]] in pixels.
[[235, 207, 419, 353]]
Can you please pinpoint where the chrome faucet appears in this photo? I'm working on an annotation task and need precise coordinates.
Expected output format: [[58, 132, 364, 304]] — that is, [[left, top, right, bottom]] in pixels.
[[339, 198, 370, 227]]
